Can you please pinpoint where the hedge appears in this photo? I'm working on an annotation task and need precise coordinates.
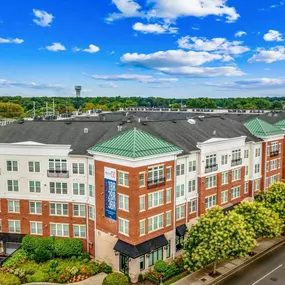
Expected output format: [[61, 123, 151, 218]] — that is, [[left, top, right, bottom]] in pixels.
[[102, 272, 129, 285], [0, 273, 21, 285]]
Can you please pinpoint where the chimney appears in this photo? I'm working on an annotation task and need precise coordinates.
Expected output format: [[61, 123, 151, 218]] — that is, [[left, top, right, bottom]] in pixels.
[[118, 126, 122, 132]]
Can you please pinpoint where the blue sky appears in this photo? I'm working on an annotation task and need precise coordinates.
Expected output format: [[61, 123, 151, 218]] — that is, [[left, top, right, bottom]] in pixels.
[[0, 0, 285, 98]]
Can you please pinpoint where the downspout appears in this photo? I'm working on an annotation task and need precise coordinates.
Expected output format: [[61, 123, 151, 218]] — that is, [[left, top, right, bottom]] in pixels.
[[93, 158, 97, 259], [172, 154, 177, 260], [86, 157, 90, 254], [264, 141, 268, 192]]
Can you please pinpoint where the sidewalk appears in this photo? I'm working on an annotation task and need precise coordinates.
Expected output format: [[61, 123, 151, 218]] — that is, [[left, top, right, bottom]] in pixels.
[[174, 236, 285, 285]]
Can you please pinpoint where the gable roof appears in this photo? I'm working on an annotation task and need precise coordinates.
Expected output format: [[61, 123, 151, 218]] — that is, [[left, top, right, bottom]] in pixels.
[[275, 118, 285, 129], [244, 118, 285, 137], [88, 127, 182, 158]]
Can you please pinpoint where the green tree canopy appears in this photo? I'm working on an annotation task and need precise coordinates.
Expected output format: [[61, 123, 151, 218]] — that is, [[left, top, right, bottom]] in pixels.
[[183, 207, 256, 273], [0, 102, 24, 118]]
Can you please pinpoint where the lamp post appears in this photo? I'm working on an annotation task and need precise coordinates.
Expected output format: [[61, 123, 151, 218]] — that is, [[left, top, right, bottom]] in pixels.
[[52, 235, 55, 259]]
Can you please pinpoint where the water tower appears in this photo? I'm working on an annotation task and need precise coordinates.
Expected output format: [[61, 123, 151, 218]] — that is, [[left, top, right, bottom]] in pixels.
[[75, 86, 82, 97]]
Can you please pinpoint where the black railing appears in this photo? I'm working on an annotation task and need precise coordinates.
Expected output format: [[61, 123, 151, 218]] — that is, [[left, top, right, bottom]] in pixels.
[[147, 177, 166, 189], [47, 170, 69, 178], [270, 150, 279, 157], [231, 158, 242, 167], [205, 164, 218, 173]]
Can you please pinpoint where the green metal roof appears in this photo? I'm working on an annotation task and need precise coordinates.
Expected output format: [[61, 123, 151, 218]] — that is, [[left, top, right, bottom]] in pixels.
[[275, 118, 285, 130], [244, 118, 285, 137], [88, 127, 182, 158]]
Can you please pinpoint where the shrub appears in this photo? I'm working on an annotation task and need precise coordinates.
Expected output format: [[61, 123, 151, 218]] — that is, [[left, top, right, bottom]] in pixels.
[[0, 273, 21, 285], [27, 272, 50, 283], [80, 252, 91, 260], [22, 235, 40, 254], [102, 272, 129, 285], [34, 245, 52, 263], [101, 263, 113, 274], [85, 262, 102, 276], [138, 273, 144, 282], [154, 260, 168, 273], [55, 238, 83, 258], [3, 249, 27, 268], [19, 261, 40, 274]]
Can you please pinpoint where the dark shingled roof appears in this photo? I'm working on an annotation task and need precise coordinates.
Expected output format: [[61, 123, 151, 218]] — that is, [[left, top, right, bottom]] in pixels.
[[0, 116, 261, 155]]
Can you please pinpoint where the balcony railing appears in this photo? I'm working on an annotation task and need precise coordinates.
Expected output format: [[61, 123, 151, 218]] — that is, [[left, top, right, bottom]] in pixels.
[[270, 150, 279, 157], [205, 164, 218, 173], [231, 158, 242, 167], [147, 177, 166, 189], [47, 170, 69, 178]]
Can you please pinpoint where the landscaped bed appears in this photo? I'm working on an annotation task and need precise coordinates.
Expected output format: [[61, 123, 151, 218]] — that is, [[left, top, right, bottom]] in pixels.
[[0, 235, 112, 285]]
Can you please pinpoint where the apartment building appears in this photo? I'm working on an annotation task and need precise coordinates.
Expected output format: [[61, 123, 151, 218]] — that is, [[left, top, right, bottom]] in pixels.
[[0, 114, 284, 282]]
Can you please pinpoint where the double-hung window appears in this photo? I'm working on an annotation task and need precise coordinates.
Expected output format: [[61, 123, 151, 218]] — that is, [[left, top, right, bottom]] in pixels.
[[118, 171, 129, 187], [221, 155, 228, 165], [8, 200, 20, 213], [139, 172, 145, 187], [89, 206, 95, 220], [28, 161, 40, 172], [176, 205, 185, 220], [72, 163, 85, 174], [255, 148, 261, 157], [231, 186, 241, 199], [255, 164, 260, 174], [166, 188, 171, 203], [50, 203, 68, 216], [148, 191, 164, 208], [206, 175, 216, 189], [205, 195, 216, 209], [148, 214, 163, 233], [29, 201, 42, 214], [119, 194, 129, 211], [88, 164, 94, 176], [119, 218, 129, 236], [73, 225, 86, 238], [232, 169, 241, 181], [206, 154, 216, 167], [29, 181, 41, 193], [50, 223, 69, 237], [176, 164, 185, 176], [244, 149, 249, 159], [188, 180, 196, 192], [7, 180, 19, 192], [166, 167, 172, 181], [221, 190, 228, 204], [221, 172, 228, 185], [73, 183, 85, 195], [166, 211, 171, 226], [148, 165, 164, 183], [189, 200, 197, 213], [30, 222, 42, 235], [232, 149, 241, 161], [139, 220, 145, 236], [189, 160, 196, 172], [254, 179, 260, 191], [139, 195, 145, 211], [50, 182, 68, 194], [8, 220, 20, 233], [73, 204, 86, 217], [175, 184, 185, 198], [6, 161, 18, 171]]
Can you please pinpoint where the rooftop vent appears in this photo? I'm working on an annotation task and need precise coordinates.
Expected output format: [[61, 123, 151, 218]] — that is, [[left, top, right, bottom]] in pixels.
[[213, 129, 217, 135], [142, 122, 147, 126], [65, 121, 71, 125], [138, 118, 141, 123], [274, 113, 278, 117], [118, 125, 123, 132], [188, 119, 196, 124], [84, 128, 89, 134], [198, 116, 205, 119], [173, 120, 177, 123], [268, 113, 272, 117]]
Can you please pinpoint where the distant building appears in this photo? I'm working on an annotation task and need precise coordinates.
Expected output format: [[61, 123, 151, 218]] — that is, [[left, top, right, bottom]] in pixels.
[[75, 86, 82, 97]]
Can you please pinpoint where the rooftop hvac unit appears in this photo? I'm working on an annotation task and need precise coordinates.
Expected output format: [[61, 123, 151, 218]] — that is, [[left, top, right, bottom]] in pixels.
[[188, 119, 196, 124]]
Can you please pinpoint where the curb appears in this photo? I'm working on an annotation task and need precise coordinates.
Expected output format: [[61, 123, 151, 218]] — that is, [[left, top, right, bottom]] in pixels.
[[208, 238, 285, 285]]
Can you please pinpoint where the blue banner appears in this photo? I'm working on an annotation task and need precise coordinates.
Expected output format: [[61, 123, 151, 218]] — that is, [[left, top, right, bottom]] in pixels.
[[104, 178, 117, 220]]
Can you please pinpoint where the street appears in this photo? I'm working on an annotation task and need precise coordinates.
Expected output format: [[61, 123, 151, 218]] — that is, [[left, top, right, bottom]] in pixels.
[[218, 244, 285, 285]]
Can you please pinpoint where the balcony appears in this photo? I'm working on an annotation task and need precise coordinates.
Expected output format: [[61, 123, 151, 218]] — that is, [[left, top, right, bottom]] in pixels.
[[205, 164, 218, 173], [231, 158, 242, 167], [47, 170, 69, 178], [270, 150, 279, 157], [147, 177, 166, 189]]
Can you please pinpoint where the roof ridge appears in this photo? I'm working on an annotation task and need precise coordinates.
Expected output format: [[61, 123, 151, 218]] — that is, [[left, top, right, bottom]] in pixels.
[[256, 118, 267, 136], [132, 127, 137, 158]]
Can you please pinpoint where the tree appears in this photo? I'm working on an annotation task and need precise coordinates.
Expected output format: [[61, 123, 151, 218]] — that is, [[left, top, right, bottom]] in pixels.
[[256, 182, 285, 220], [234, 201, 283, 238], [183, 207, 256, 274], [0, 102, 24, 118], [83, 102, 95, 111]]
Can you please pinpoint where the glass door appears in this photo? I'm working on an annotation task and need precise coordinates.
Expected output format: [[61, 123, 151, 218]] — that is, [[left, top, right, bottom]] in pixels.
[[119, 254, 129, 275]]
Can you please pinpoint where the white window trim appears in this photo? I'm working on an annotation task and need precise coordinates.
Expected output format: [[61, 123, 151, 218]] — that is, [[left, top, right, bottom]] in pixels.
[[205, 194, 217, 210], [118, 171, 129, 188], [50, 223, 69, 237], [29, 201, 42, 215], [231, 186, 241, 200], [139, 195, 146, 212], [221, 172, 228, 185], [148, 213, 164, 233], [189, 200, 197, 214], [148, 190, 164, 209], [8, 200, 20, 213], [166, 166, 172, 181], [139, 219, 146, 236], [166, 188, 172, 204], [8, 220, 21, 233], [49, 202, 69, 217], [221, 190, 228, 205], [166, 210, 172, 226], [206, 175, 217, 190], [28, 161, 41, 173], [118, 217, 129, 236], [72, 204, 86, 217], [30, 221, 43, 236], [176, 205, 185, 221], [118, 193, 129, 212], [6, 160, 19, 172], [139, 172, 146, 188], [232, 168, 241, 182], [73, 224, 87, 239]]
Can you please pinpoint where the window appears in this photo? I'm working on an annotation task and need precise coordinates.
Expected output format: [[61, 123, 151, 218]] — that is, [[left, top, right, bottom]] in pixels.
[[72, 163, 85, 174], [8, 200, 20, 213], [148, 165, 164, 183], [231, 186, 241, 199], [221, 155, 228, 165], [270, 174, 280, 185], [140, 256, 145, 271], [29, 181, 41, 193], [88, 164, 94, 176], [28, 161, 40, 173], [166, 211, 171, 226], [255, 164, 260, 174], [205, 195, 216, 209], [221, 190, 228, 204], [270, 159, 278, 171], [175, 184, 185, 198], [232, 169, 241, 181], [73, 225, 86, 238], [73, 183, 85, 195], [139, 195, 145, 212], [188, 180, 196, 192], [119, 218, 129, 236], [244, 149, 249, 159], [139, 172, 145, 187], [30, 201, 42, 214], [232, 149, 241, 161], [206, 175, 216, 189], [189, 160, 196, 172], [166, 188, 171, 203], [49, 159, 67, 172], [118, 171, 129, 187], [89, 206, 95, 220], [166, 240, 171, 258], [176, 205, 185, 220], [7, 180, 19, 192], [148, 191, 164, 208], [254, 179, 260, 192], [50, 182, 68, 195], [278, 158, 281, 169], [206, 154, 216, 167], [73, 204, 86, 217], [89, 185, 95, 197], [8, 220, 20, 233], [30, 222, 42, 235], [221, 172, 228, 185], [50, 223, 69, 237], [148, 213, 163, 233], [166, 167, 172, 181], [245, 166, 249, 176], [6, 160, 18, 171], [244, 182, 249, 194], [189, 200, 197, 213], [271, 142, 279, 153], [119, 194, 129, 211], [50, 203, 68, 216], [139, 220, 145, 236], [176, 164, 185, 176], [255, 148, 261, 157], [148, 248, 163, 267]]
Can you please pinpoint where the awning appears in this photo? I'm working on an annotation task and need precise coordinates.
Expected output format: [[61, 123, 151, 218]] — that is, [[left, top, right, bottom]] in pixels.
[[222, 203, 234, 213], [0, 233, 25, 243], [176, 224, 187, 237], [114, 235, 168, 259]]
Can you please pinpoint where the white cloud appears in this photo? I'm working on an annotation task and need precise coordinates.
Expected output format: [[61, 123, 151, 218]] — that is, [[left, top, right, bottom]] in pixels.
[[263, 30, 284, 42], [83, 44, 100, 53], [147, 0, 240, 23], [72, 47, 81, 52], [0, 37, 24, 44], [178, 36, 249, 55], [32, 9, 54, 27], [98, 82, 118, 88], [235, 31, 247, 37], [132, 22, 177, 34], [248, 46, 285, 63], [270, 2, 284, 8], [45, 42, 66, 52]]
